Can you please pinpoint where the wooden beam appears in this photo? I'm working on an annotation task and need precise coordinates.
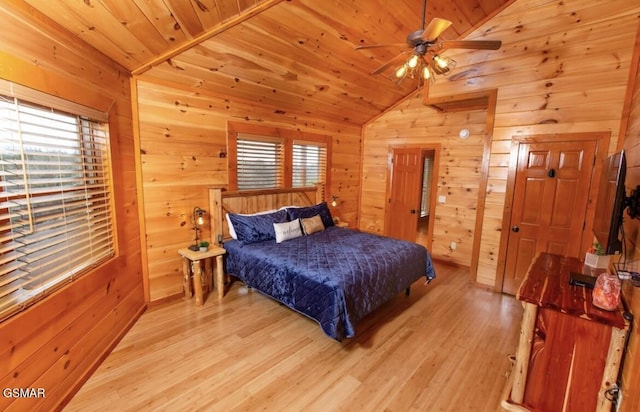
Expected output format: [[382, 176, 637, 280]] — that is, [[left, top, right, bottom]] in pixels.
[[130, 77, 151, 303], [131, 0, 285, 76]]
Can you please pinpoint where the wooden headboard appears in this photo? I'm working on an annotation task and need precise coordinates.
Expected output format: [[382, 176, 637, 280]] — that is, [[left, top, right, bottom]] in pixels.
[[208, 184, 324, 244]]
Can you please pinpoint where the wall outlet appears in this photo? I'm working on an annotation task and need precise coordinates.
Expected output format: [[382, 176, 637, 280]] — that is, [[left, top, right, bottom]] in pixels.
[[438, 195, 446, 204], [450, 242, 457, 250]]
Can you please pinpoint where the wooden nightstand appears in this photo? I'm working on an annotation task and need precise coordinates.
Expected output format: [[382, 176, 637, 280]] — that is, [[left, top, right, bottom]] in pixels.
[[178, 246, 226, 305]]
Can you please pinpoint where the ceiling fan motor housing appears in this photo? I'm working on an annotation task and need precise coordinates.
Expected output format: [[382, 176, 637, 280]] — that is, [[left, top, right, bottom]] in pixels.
[[407, 30, 428, 47]]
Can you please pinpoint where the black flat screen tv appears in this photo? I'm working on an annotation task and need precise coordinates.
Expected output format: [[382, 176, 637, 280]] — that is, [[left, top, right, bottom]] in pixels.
[[593, 150, 626, 255]]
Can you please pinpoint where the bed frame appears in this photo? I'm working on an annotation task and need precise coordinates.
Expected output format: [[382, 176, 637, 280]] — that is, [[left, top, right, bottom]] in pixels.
[[208, 184, 324, 245]]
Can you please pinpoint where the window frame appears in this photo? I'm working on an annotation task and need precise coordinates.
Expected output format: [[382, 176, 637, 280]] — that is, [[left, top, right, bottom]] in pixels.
[[227, 122, 331, 195], [0, 80, 116, 321]]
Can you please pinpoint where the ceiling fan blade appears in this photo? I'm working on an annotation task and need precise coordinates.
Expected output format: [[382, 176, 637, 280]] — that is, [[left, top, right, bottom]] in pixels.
[[421, 17, 452, 41], [439, 40, 502, 50], [371, 52, 409, 75], [355, 43, 407, 50]]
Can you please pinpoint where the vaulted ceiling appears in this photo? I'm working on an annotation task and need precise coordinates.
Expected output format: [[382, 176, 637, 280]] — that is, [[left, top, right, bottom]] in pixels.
[[18, 0, 513, 124]]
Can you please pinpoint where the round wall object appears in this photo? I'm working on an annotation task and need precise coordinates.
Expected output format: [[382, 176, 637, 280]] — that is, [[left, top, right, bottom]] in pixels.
[[459, 128, 470, 139]]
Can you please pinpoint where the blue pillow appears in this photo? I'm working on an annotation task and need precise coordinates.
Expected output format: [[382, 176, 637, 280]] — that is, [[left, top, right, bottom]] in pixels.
[[228, 209, 288, 244], [286, 202, 334, 228]]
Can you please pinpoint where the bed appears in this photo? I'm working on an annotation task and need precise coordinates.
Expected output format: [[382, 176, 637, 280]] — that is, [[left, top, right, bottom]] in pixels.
[[208, 185, 436, 340]]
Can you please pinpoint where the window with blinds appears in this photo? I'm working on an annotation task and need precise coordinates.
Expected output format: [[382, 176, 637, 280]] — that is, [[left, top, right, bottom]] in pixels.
[[0, 93, 114, 321], [236, 135, 284, 190], [292, 140, 327, 188], [229, 124, 331, 192]]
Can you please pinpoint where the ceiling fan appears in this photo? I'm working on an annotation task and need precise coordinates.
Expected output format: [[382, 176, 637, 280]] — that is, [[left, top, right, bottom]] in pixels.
[[356, 0, 501, 85]]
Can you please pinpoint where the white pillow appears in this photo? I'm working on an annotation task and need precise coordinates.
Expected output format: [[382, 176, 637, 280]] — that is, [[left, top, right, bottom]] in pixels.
[[226, 209, 277, 239], [273, 219, 303, 243]]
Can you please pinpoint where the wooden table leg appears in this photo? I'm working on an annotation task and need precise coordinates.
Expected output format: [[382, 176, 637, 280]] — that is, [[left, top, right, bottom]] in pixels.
[[512, 302, 537, 404], [181, 256, 192, 298], [215, 255, 224, 299], [596, 325, 629, 411], [204, 257, 213, 297], [191, 259, 203, 305]]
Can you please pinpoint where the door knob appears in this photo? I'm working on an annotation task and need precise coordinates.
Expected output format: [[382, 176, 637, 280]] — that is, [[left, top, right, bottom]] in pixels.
[[512, 226, 520, 232]]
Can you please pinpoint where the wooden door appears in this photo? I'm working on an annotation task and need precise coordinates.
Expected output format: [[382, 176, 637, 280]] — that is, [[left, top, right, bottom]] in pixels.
[[385, 148, 423, 242], [502, 140, 596, 295]]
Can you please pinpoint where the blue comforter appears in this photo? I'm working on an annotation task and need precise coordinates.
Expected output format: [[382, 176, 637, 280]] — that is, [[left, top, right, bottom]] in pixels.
[[224, 226, 436, 340]]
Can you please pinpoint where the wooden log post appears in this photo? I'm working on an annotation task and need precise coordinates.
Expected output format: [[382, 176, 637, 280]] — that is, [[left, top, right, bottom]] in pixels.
[[596, 324, 630, 411], [181, 256, 192, 298], [209, 186, 224, 246], [511, 302, 537, 403]]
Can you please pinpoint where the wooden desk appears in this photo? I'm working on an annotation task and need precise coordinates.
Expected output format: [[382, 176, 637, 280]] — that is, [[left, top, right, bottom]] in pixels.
[[503, 253, 629, 412], [178, 246, 226, 305]]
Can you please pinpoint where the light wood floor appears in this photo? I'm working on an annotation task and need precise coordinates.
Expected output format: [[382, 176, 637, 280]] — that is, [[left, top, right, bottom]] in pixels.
[[64, 262, 522, 412]]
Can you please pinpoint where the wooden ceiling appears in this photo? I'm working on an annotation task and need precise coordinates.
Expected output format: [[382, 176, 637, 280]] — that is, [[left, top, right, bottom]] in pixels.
[[18, 0, 512, 124]]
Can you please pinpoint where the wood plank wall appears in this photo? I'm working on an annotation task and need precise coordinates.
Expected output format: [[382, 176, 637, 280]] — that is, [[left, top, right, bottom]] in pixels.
[[134, 79, 361, 302], [0, 3, 145, 411], [619, 18, 640, 412], [362, 0, 640, 288], [362, 94, 488, 269]]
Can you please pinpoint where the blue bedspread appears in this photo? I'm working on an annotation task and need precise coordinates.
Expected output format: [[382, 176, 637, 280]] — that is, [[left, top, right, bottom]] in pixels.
[[224, 226, 436, 340]]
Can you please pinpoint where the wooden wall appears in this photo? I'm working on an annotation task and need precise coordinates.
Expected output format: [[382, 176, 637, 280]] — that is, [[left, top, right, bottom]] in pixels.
[[362, 0, 640, 288], [362, 96, 488, 268], [0, 3, 145, 411], [618, 18, 640, 412], [134, 79, 362, 302]]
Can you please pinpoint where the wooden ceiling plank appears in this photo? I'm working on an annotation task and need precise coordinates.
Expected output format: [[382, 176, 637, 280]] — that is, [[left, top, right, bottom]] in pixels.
[[97, 0, 171, 55], [131, 0, 284, 76], [24, 0, 153, 68], [232, 6, 420, 94], [0, 0, 126, 73], [237, 0, 259, 11], [188, 0, 223, 28], [163, 0, 207, 37], [457, 17, 638, 71], [162, 54, 397, 117], [140, 66, 368, 125], [216, 0, 242, 21], [307, 0, 428, 49], [188, 22, 410, 110], [130, 0, 189, 46]]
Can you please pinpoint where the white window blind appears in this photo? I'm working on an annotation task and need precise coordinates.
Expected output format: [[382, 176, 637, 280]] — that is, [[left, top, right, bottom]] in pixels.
[[0, 93, 114, 321], [292, 140, 327, 188], [236, 134, 284, 190]]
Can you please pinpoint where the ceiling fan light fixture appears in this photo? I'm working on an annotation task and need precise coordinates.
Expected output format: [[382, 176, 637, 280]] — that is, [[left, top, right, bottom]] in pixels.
[[432, 54, 456, 75], [395, 64, 408, 78], [408, 54, 420, 68], [422, 65, 432, 80]]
